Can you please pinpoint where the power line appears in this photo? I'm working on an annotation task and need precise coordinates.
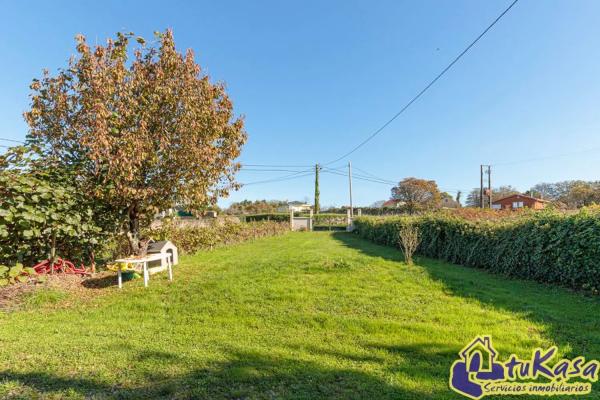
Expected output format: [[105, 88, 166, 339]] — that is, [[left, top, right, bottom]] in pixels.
[[491, 146, 600, 166], [0, 138, 24, 143], [241, 171, 314, 186], [240, 168, 310, 173], [240, 163, 313, 168], [323, 0, 519, 166], [323, 166, 397, 185], [324, 168, 462, 194], [323, 169, 395, 186], [353, 166, 391, 181]]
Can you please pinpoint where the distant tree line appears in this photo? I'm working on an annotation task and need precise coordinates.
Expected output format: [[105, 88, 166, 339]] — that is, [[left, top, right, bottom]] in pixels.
[[464, 181, 600, 209], [529, 181, 600, 208], [226, 199, 288, 215]]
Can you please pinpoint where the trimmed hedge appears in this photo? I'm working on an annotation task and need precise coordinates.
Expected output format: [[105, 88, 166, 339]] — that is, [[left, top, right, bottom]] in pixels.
[[242, 213, 348, 226], [353, 208, 600, 292], [148, 220, 289, 255], [241, 213, 289, 223]]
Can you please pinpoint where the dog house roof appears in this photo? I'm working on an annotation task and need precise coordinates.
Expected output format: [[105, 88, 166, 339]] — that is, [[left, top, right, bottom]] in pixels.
[[147, 240, 176, 252]]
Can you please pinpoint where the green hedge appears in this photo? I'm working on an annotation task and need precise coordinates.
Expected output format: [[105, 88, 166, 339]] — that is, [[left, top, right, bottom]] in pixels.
[[241, 213, 348, 226], [148, 220, 289, 255], [353, 208, 600, 292], [241, 213, 289, 222]]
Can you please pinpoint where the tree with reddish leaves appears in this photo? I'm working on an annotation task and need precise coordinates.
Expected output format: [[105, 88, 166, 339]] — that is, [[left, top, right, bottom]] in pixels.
[[391, 177, 441, 214], [24, 30, 247, 255]]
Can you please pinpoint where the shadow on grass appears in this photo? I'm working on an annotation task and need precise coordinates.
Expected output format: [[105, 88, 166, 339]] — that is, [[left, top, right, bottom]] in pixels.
[[0, 347, 446, 399], [331, 232, 600, 359], [81, 274, 117, 289]]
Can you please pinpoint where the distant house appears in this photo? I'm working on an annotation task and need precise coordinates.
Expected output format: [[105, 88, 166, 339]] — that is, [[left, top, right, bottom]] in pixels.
[[382, 199, 405, 208], [277, 201, 312, 213], [492, 194, 548, 210]]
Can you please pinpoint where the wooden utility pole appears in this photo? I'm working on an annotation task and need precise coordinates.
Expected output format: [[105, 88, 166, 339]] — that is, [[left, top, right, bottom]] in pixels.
[[314, 164, 320, 214], [480, 165, 484, 208], [487, 165, 492, 209], [348, 161, 354, 217]]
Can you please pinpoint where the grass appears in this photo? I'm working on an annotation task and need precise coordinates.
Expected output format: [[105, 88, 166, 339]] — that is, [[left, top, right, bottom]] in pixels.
[[1, 232, 600, 399]]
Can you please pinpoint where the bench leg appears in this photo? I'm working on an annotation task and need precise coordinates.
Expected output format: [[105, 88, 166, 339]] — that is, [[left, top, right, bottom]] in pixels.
[[143, 262, 149, 287], [168, 258, 173, 281], [117, 268, 122, 289]]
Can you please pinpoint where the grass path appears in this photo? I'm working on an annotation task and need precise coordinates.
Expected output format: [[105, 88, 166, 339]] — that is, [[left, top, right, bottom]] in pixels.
[[1, 232, 600, 399]]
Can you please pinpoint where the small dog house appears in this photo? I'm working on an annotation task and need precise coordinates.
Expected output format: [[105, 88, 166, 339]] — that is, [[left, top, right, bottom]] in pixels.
[[146, 240, 178, 273]]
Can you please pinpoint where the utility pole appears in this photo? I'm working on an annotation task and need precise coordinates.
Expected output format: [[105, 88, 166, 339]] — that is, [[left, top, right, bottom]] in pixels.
[[348, 161, 354, 217], [314, 164, 320, 214], [487, 165, 492, 209], [480, 165, 484, 208]]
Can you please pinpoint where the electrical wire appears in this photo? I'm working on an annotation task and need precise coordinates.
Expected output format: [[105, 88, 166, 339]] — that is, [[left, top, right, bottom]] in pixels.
[[323, 0, 520, 166], [491, 146, 600, 166], [240, 163, 313, 168], [240, 168, 310, 173], [241, 171, 314, 186], [0, 138, 24, 143], [323, 169, 395, 186]]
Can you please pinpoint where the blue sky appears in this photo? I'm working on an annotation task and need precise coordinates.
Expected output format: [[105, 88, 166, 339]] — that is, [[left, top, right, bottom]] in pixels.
[[1, 1, 600, 207]]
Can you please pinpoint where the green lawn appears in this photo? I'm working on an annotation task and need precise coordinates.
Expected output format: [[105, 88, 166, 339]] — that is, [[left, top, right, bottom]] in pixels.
[[1, 232, 600, 399]]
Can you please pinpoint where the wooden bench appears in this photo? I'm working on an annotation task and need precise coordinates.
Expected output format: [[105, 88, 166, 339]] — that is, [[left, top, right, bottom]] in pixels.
[[114, 253, 173, 289]]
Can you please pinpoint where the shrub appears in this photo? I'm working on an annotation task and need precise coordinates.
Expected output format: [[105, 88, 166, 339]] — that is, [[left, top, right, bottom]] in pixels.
[[147, 220, 289, 255], [398, 223, 420, 265], [353, 207, 600, 292], [241, 213, 290, 223], [0, 170, 108, 267], [0, 263, 42, 286], [313, 213, 347, 228]]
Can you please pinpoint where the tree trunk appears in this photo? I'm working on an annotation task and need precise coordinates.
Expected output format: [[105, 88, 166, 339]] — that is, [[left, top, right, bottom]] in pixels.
[[89, 248, 96, 274], [50, 231, 56, 274], [126, 203, 140, 256]]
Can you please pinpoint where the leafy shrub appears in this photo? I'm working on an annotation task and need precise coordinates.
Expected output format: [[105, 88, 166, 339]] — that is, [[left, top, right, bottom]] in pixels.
[[0, 170, 107, 266], [0, 263, 42, 286], [398, 222, 420, 265], [312, 214, 347, 226], [147, 220, 289, 255], [353, 207, 600, 292], [241, 214, 290, 223], [323, 207, 408, 216]]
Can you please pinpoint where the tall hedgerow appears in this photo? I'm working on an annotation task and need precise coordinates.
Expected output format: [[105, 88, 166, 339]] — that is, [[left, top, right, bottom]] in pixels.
[[353, 207, 600, 292]]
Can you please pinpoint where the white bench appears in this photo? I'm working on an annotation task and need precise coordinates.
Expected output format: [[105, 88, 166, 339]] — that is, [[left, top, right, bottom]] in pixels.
[[114, 253, 173, 289]]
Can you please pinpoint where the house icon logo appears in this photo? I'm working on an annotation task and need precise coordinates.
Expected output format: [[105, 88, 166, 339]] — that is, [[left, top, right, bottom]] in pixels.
[[449, 336, 506, 399], [449, 336, 598, 399], [460, 336, 497, 373]]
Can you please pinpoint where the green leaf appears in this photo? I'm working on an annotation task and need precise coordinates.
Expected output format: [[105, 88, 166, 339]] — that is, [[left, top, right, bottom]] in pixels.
[[9, 264, 23, 277]]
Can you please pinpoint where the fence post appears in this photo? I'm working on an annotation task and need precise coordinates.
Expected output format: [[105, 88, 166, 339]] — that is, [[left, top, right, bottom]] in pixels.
[[357, 209, 362, 217], [346, 209, 351, 228], [290, 210, 293, 230], [309, 209, 313, 231]]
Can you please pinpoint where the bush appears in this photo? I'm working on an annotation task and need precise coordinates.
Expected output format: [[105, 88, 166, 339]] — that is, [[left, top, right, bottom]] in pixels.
[[147, 220, 289, 255], [313, 213, 347, 228], [241, 213, 290, 223], [0, 170, 108, 267], [0, 263, 41, 286], [398, 222, 420, 265], [353, 208, 600, 292]]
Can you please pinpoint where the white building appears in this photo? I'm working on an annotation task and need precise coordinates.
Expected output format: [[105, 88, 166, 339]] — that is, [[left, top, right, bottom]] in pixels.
[[278, 201, 313, 213]]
